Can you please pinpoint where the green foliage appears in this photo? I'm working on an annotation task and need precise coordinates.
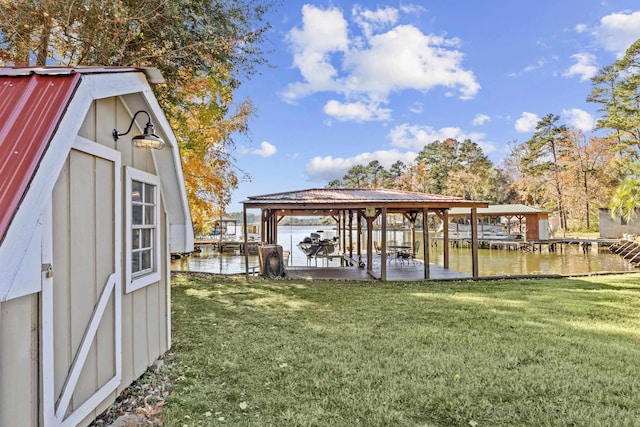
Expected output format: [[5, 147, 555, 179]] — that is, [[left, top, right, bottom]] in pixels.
[[588, 38, 640, 220], [331, 160, 395, 189], [0, 0, 279, 227], [521, 114, 571, 229], [609, 162, 640, 223], [329, 139, 511, 203], [588, 41, 640, 160]]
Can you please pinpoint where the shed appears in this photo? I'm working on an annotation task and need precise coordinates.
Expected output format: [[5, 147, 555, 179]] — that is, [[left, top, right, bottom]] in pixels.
[[0, 67, 193, 427]]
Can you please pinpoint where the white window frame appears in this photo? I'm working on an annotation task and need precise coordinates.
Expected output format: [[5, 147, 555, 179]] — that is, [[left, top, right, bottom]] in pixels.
[[125, 166, 161, 292]]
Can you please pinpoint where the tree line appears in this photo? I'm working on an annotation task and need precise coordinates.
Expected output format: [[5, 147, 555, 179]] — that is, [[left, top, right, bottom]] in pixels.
[[328, 39, 640, 232], [0, 0, 277, 234], [1, 3, 638, 233]]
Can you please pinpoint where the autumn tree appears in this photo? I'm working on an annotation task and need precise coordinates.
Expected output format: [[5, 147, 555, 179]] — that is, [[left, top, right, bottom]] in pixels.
[[561, 130, 616, 229], [412, 139, 459, 194], [503, 146, 548, 206], [388, 160, 407, 187], [0, 0, 277, 232], [442, 139, 509, 202], [588, 39, 640, 162], [521, 114, 571, 230], [587, 38, 640, 223]]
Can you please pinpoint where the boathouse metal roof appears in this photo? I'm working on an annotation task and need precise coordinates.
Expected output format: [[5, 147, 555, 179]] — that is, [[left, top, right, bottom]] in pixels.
[[243, 188, 488, 213], [447, 204, 550, 217]]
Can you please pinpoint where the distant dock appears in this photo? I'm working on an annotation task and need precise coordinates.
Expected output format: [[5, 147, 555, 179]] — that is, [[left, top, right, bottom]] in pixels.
[[432, 237, 620, 252], [193, 238, 260, 254]]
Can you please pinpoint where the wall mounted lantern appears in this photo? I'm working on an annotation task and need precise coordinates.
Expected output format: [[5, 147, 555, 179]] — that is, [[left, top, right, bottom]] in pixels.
[[112, 110, 165, 149]]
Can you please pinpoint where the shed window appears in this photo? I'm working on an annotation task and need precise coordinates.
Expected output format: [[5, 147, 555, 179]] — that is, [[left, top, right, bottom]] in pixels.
[[125, 167, 161, 292]]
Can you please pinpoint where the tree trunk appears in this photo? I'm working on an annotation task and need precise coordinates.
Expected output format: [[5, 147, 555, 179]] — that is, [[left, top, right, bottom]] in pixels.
[[37, 18, 51, 66], [584, 171, 590, 229]]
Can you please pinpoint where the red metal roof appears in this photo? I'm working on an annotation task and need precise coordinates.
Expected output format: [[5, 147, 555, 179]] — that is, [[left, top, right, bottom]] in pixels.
[[0, 71, 81, 242]]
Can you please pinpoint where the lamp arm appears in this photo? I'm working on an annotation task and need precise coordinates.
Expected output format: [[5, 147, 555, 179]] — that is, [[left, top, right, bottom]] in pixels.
[[112, 110, 152, 140]]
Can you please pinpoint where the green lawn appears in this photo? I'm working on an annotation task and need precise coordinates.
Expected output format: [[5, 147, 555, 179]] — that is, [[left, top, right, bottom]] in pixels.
[[164, 273, 640, 426]]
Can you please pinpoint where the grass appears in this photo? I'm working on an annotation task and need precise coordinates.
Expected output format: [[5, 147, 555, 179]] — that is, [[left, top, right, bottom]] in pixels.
[[163, 273, 640, 426]]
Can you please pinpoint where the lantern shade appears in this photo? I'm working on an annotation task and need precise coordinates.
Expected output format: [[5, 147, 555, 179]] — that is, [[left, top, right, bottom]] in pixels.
[[112, 110, 165, 150]]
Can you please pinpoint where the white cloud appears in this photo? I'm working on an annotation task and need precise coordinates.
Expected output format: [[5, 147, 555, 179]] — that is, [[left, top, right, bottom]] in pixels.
[[575, 23, 588, 33], [251, 141, 277, 157], [400, 4, 428, 15], [562, 108, 594, 131], [592, 10, 640, 57], [352, 5, 398, 39], [343, 25, 479, 99], [323, 99, 392, 122], [282, 5, 480, 116], [524, 59, 547, 73], [409, 102, 423, 114], [472, 114, 491, 126], [509, 59, 546, 77], [306, 149, 418, 182], [282, 5, 349, 101], [388, 123, 495, 154], [563, 53, 598, 81], [515, 112, 540, 133]]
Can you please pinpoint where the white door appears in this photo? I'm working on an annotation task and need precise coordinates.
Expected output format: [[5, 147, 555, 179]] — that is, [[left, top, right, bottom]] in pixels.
[[42, 139, 122, 427]]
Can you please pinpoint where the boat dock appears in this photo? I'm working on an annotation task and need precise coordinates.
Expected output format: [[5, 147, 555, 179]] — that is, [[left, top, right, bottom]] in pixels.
[[194, 238, 260, 254], [192, 237, 621, 255], [608, 239, 640, 267], [433, 237, 620, 252]]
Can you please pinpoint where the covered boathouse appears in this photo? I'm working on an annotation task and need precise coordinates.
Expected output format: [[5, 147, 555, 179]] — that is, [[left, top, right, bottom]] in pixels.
[[242, 188, 488, 281]]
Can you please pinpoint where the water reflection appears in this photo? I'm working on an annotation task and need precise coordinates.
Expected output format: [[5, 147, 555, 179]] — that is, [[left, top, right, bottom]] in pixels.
[[171, 225, 636, 276], [431, 244, 635, 276]]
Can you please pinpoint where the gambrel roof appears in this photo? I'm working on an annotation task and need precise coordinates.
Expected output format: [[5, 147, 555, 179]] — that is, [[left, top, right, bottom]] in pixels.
[[0, 67, 193, 301]]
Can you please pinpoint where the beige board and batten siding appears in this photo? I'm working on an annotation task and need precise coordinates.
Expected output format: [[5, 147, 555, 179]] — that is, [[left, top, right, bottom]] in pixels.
[[52, 148, 119, 425], [0, 69, 187, 427], [0, 294, 39, 426], [78, 96, 170, 394]]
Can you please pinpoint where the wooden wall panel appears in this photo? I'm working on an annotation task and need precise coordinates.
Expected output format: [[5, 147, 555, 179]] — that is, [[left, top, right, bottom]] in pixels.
[[95, 157, 116, 387], [77, 102, 96, 143], [120, 287, 135, 389], [115, 99, 134, 169], [52, 157, 72, 402], [0, 295, 38, 427], [146, 282, 161, 360], [132, 290, 150, 375], [69, 149, 99, 410], [159, 208, 169, 352], [95, 98, 117, 150]]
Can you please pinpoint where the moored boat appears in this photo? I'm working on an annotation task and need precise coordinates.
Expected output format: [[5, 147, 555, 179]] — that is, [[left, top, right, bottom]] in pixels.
[[297, 232, 337, 257]]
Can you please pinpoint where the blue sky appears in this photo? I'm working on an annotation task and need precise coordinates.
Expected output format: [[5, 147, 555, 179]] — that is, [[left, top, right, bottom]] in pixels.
[[229, 1, 640, 212]]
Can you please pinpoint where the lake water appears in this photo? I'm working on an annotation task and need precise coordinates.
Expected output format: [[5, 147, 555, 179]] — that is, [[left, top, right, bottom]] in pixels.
[[171, 225, 636, 276]]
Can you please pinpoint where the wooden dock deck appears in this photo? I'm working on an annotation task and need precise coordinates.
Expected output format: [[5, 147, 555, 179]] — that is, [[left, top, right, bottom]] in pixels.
[[194, 238, 260, 253], [285, 260, 469, 282]]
